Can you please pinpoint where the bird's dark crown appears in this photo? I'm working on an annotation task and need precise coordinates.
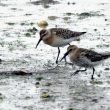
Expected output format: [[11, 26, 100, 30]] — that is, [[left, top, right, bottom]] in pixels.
[[39, 29, 47, 38], [67, 45, 78, 51]]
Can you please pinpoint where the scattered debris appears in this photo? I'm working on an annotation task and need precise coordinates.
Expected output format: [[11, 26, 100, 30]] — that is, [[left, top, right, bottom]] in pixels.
[[30, 0, 59, 5], [25, 13, 32, 16], [104, 68, 109, 71], [90, 80, 103, 85], [48, 16, 58, 20], [41, 92, 51, 98], [35, 82, 40, 85], [105, 19, 107, 21], [67, 108, 75, 110], [94, 29, 97, 31], [65, 12, 74, 16], [78, 11, 104, 19], [63, 17, 71, 21], [0, 70, 32, 75], [25, 32, 31, 37], [6, 22, 16, 26], [0, 93, 4, 103], [36, 76, 43, 81], [11, 70, 32, 75], [92, 99, 98, 103]]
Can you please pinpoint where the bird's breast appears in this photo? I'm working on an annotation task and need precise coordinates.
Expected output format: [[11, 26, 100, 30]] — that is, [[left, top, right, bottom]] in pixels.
[[43, 35, 64, 47], [51, 35, 75, 47], [43, 36, 53, 46], [69, 50, 79, 62]]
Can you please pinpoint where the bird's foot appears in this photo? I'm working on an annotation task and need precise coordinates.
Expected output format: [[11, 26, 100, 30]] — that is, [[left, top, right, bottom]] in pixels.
[[56, 60, 58, 64], [65, 61, 71, 65], [91, 75, 94, 80], [66, 63, 74, 68], [65, 62, 73, 65], [64, 61, 68, 65], [71, 70, 79, 76]]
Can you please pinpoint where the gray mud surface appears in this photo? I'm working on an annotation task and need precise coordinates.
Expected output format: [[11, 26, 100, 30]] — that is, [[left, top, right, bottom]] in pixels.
[[0, 0, 110, 110]]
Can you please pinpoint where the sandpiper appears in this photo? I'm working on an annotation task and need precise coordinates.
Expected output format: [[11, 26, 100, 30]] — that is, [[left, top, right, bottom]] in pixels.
[[35, 28, 86, 64], [60, 45, 110, 79]]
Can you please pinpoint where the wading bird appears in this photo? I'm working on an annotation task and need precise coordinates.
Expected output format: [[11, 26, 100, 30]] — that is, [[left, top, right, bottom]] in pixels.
[[35, 28, 86, 64], [60, 45, 110, 79]]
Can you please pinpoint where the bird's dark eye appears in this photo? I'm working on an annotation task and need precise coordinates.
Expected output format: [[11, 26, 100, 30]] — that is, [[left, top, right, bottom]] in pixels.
[[40, 30, 47, 36], [69, 49, 72, 51], [68, 49, 72, 52]]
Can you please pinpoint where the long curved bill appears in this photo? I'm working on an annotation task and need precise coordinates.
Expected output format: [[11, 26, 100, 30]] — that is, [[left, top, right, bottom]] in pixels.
[[35, 38, 42, 48], [60, 49, 72, 62]]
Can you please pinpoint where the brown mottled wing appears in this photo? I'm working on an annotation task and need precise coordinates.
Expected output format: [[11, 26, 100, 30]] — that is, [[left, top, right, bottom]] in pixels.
[[80, 48, 104, 62], [50, 28, 86, 39]]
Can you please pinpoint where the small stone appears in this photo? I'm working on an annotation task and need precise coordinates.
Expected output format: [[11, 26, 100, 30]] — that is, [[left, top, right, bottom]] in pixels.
[[98, 74, 101, 77], [94, 29, 97, 31], [6, 22, 15, 25], [63, 17, 70, 21], [67, 108, 75, 110], [41, 92, 50, 98], [104, 68, 109, 71], [72, 2, 76, 5], [90, 80, 103, 85], [48, 16, 58, 20], [25, 33, 31, 37], [35, 82, 40, 85], [12, 70, 32, 75], [33, 27, 38, 31], [67, 2, 70, 5], [37, 20, 48, 28], [92, 99, 98, 103], [105, 19, 107, 21], [0, 59, 2, 64], [36, 76, 43, 81], [44, 82, 52, 86], [66, 12, 73, 16]]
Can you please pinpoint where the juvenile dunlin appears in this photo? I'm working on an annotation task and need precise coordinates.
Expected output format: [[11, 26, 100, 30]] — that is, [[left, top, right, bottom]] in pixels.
[[36, 28, 86, 64], [60, 45, 110, 79]]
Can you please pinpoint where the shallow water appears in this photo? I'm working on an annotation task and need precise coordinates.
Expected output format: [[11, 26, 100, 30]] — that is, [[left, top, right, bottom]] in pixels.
[[0, 0, 110, 110]]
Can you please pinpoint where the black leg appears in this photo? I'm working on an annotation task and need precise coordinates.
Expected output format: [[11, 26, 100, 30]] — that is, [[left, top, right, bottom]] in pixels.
[[63, 43, 71, 64], [71, 68, 87, 76], [91, 67, 95, 80], [64, 57, 67, 64], [56, 47, 60, 64], [62, 43, 70, 64]]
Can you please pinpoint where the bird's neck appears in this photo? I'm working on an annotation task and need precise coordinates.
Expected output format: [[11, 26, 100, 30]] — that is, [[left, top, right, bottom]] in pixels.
[[43, 33, 54, 46], [69, 48, 80, 61]]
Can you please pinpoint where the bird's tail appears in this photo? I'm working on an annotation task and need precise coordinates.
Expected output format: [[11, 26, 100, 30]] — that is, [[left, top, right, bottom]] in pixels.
[[102, 52, 110, 60], [81, 32, 86, 34], [75, 32, 86, 36]]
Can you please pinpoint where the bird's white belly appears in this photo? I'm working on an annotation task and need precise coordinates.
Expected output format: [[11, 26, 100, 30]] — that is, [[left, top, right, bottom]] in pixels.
[[52, 37, 74, 47], [72, 58, 101, 68]]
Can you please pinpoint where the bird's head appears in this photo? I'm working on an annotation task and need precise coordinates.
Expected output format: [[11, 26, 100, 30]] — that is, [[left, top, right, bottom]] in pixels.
[[35, 29, 49, 48], [60, 45, 78, 62], [67, 45, 77, 51]]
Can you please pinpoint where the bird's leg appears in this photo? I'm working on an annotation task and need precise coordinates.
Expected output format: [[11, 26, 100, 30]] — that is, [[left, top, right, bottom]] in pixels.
[[64, 43, 71, 64], [56, 47, 60, 64], [71, 68, 87, 76], [64, 57, 68, 64], [65, 61, 74, 68], [91, 67, 95, 80]]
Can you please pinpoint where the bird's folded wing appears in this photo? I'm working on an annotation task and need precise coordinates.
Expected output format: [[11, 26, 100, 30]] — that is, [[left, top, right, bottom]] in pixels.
[[82, 50, 103, 62], [51, 28, 86, 39]]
